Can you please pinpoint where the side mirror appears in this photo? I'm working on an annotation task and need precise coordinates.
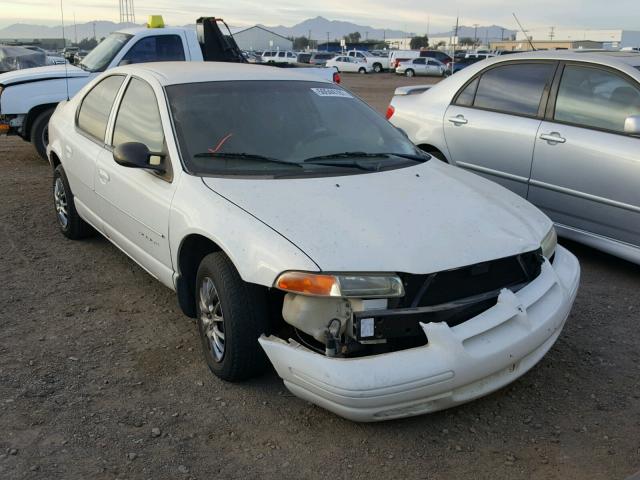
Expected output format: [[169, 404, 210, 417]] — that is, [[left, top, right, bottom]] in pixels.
[[113, 142, 165, 173], [624, 115, 640, 135]]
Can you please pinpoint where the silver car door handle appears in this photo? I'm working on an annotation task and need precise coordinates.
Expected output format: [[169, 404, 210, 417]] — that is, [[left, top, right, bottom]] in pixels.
[[98, 169, 110, 184], [448, 115, 468, 125], [540, 132, 566, 144]]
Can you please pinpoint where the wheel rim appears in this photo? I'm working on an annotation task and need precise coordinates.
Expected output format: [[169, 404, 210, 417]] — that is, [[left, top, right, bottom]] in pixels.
[[199, 277, 225, 362], [407, 70, 414, 77], [54, 177, 68, 229]]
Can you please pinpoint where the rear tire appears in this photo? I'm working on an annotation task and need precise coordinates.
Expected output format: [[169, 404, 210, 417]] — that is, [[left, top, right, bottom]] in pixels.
[[358, 67, 367, 74], [405, 69, 415, 78], [196, 252, 270, 382], [373, 63, 382, 73], [53, 165, 94, 239], [31, 108, 54, 161]]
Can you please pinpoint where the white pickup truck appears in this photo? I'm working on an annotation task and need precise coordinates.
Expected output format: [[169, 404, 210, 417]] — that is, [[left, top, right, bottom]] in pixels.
[[0, 16, 338, 159], [346, 50, 390, 73]]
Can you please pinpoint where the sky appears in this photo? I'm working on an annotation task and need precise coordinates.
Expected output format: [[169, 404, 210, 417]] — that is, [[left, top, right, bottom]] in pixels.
[[2, 0, 640, 33]]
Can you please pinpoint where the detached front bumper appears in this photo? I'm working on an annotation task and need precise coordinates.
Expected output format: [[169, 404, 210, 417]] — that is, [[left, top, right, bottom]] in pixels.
[[259, 245, 580, 422]]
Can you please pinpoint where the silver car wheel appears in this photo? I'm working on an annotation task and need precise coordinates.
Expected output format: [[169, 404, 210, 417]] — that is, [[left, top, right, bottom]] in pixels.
[[54, 177, 68, 229], [199, 276, 225, 362]]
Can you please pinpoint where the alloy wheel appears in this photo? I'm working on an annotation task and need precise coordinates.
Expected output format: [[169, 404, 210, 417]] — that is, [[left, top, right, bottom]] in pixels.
[[199, 276, 226, 362]]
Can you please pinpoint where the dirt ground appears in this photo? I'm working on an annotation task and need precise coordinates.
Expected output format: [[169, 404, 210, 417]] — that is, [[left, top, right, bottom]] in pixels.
[[1, 72, 639, 480]]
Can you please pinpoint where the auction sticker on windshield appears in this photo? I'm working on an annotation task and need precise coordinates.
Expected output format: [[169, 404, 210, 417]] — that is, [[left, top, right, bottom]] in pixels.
[[311, 88, 353, 98]]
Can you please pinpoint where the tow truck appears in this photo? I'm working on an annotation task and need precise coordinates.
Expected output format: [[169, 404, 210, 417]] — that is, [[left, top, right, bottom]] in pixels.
[[0, 16, 339, 159]]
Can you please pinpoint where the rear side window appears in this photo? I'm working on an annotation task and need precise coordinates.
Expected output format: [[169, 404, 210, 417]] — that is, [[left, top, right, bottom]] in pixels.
[[77, 75, 125, 141], [554, 65, 640, 133], [472, 63, 555, 116], [112, 78, 164, 152], [455, 78, 479, 107], [120, 35, 185, 64]]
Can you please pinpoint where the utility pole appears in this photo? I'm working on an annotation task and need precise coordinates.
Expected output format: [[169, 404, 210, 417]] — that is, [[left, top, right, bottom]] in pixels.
[[365, 31, 368, 42], [73, 13, 77, 44], [93, 21, 96, 40], [326, 32, 330, 52], [549, 26, 555, 41], [473, 23, 479, 46], [501, 27, 505, 40]]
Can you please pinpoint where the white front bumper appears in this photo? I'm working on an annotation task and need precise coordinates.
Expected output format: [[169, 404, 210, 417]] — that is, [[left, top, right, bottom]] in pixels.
[[259, 246, 580, 422]]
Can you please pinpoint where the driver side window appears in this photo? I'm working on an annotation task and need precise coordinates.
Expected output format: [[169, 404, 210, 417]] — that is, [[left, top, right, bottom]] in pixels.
[[112, 78, 164, 153]]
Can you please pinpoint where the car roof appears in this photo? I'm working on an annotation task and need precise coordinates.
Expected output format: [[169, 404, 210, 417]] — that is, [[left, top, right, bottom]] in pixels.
[[489, 50, 640, 68], [109, 61, 333, 85]]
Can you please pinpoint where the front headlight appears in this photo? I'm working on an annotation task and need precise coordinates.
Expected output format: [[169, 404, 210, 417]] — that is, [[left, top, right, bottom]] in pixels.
[[275, 272, 405, 298], [541, 226, 557, 259]]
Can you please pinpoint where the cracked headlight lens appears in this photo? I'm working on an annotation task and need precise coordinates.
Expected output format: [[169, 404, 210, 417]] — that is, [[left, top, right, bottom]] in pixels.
[[541, 226, 557, 259]]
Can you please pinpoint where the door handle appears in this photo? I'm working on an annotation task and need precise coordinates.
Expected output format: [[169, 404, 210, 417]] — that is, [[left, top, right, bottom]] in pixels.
[[98, 169, 110, 184], [448, 115, 468, 125], [540, 132, 566, 144]]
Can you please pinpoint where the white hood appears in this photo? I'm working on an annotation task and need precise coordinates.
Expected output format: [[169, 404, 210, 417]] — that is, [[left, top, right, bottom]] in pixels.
[[0, 63, 88, 85], [202, 161, 551, 274]]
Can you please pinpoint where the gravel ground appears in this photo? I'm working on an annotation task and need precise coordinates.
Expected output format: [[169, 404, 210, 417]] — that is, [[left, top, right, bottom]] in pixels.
[[1, 72, 639, 480]]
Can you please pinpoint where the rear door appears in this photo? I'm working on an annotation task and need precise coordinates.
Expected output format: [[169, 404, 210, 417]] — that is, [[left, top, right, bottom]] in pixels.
[[411, 57, 426, 74], [444, 61, 557, 197], [68, 74, 126, 227], [529, 62, 640, 249]]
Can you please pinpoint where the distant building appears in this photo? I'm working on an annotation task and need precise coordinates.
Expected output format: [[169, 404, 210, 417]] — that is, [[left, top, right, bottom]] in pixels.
[[229, 25, 292, 52], [491, 39, 604, 51], [514, 29, 640, 49], [385, 37, 412, 50]]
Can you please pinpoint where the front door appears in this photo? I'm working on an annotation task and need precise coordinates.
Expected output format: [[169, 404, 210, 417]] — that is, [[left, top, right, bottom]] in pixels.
[[444, 61, 557, 197], [529, 63, 640, 251], [94, 76, 176, 285]]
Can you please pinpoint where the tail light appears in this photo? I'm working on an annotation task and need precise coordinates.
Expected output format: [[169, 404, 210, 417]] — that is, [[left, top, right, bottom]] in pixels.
[[333, 72, 341, 84], [385, 105, 395, 120]]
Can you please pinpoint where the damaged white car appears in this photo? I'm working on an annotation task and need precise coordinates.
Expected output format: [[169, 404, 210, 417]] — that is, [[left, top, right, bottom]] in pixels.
[[47, 62, 580, 422]]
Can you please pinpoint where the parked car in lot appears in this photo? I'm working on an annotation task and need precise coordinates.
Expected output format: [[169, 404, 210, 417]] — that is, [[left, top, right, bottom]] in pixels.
[[388, 51, 640, 264], [47, 61, 579, 422], [309, 52, 335, 66], [296, 52, 312, 63], [346, 49, 390, 72], [396, 57, 446, 77], [325, 55, 372, 73], [389, 49, 420, 70], [420, 50, 453, 67], [261, 50, 298, 64]]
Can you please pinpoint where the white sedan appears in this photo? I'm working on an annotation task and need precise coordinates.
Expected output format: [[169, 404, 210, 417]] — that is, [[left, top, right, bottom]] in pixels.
[[47, 62, 580, 422], [325, 55, 372, 73]]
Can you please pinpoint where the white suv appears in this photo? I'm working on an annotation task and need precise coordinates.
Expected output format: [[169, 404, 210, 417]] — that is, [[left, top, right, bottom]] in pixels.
[[261, 50, 298, 64]]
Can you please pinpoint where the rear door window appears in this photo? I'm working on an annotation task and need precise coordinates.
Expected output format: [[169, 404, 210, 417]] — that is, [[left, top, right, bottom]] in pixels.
[[554, 64, 640, 133], [120, 35, 185, 64], [472, 63, 555, 116], [77, 75, 125, 141]]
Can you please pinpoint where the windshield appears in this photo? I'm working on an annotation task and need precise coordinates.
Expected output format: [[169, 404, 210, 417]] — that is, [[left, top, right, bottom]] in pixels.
[[80, 33, 132, 72], [166, 80, 425, 177]]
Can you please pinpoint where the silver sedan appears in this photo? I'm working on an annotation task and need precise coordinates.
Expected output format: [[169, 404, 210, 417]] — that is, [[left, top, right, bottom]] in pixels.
[[389, 51, 640, 264], [395, 57, 446, 77]]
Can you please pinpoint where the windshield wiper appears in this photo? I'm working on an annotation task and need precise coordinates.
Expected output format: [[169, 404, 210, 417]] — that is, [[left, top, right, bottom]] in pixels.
[[78, 63, 89, 71], [303, 151, 429, 163], [194, 152, 303, 167]]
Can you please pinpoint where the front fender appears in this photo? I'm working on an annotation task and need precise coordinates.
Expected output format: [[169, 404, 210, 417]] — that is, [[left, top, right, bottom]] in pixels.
[[170, 175, 319, 287]]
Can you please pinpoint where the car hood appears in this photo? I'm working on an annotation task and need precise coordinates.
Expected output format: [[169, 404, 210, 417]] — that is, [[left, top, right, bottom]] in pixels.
[[201, 161, 552, 274], [0, 64, 88, 85]]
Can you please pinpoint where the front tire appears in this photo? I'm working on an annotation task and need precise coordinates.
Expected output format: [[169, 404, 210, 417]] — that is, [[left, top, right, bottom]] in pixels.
[[31, 108, 54, 161], [53, 165, 94, 239], [405, 69, 415, 77], [196, 252, 269, 382]]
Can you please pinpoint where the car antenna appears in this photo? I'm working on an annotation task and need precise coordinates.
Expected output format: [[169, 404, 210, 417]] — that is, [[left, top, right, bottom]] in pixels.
[[512, 13, 536, 51], [60, 0, 70, 100]]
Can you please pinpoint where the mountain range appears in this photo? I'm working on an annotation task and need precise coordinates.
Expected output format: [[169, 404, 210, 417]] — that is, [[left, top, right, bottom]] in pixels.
[[0, 16, 514, 43]]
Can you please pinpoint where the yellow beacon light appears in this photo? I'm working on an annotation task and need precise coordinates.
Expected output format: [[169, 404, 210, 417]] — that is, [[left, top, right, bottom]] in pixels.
[[147, 15, 165, 28]]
